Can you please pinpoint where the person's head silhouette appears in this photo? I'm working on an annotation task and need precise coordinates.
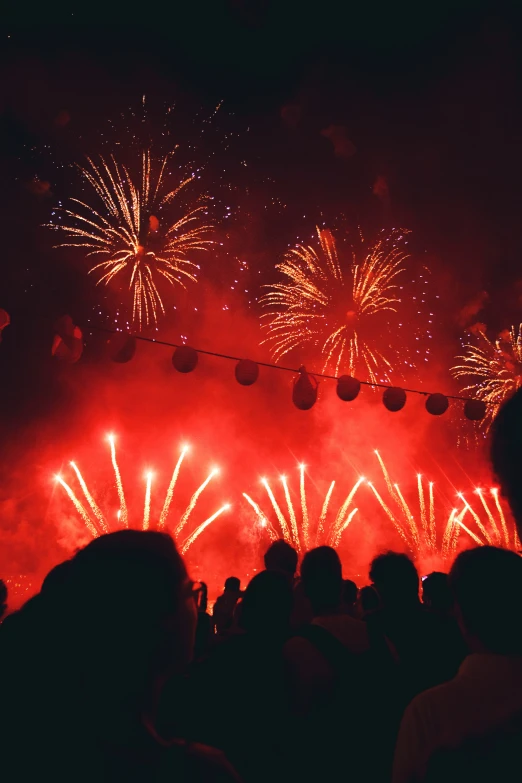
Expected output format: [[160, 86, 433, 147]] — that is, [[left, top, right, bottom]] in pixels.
[[422, 571, 453, 613], [264, 539, 298, 581], [369, 551, 419, 609], [450, 545, 522, 654], [240, 569, 292, 638], [491, 387, 522, 540], [301, 546, 343, 616]]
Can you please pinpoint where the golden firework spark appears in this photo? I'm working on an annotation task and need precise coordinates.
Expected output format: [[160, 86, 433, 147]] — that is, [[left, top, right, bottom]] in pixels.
[[243, 467, 363, 552], [55, 436, 230, 553], [370, 451, 518, 562], [261, 226, 412, 382], [452, 325, 522, 429], [49, 152, 213, 328]]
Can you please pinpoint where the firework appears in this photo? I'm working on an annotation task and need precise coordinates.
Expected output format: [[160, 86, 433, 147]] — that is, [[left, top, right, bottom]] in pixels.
[[244, 453, 518, 563], [243, 467, 363, 552], [55, 436, 230, 553], [370, 451, 517, 561], [452, 325, 522, 429], [48, 152, 213, 328], [261, 226, 420, 382]]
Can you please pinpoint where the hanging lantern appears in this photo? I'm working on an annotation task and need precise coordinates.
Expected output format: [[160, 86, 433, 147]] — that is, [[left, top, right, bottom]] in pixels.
[[107, 333, 136, 363], [0, 308, 10, 342], [235, 359, 259, 386], [172, 345, 198, 373], [54, 314, 75, 340], [464, 398, 487, 421], [292, 366, 318, 410], [425, 392, 449, 416], [383, 386, 407, 412], [52, 315, 83, 363], [336, 375, 361, 402]]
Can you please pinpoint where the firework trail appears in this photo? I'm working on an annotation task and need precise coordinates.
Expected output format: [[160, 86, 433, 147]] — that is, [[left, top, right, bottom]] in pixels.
[[452, 325, 522, 429], [55, 475, 99, 539], [55, 438, 229, 553], [143, 472, 153, 531], [316, 480, 335, 545], [69, 461, 109, 534], [175, 469, 219, 538], [48, 152, 213, 328], [158, 447, 188, 529], [243, 466, 362, 551], [180, 505, 230, 555], [108, 434, 128, 526], [370, 452, 516, 561], [261, 226, 421, 382], [299, 464, 310, 549]]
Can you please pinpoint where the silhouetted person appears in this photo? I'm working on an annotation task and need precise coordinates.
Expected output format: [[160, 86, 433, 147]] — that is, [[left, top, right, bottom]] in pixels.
[[491, 386, 522, 539], [367, 552, 464, 702], [213, 576, 242, 636], [194, 581, 213, 659], [0, 531, 241, 783], [394, 546, 522, 783], [358, 584, 380, 617], [284, 547, 371, 782], [342, 578, 358, 616], [0, 578, 8, 620], [188, 570, 293, 783], [422, 572, 453, 614], [264, 539, 298, 583]]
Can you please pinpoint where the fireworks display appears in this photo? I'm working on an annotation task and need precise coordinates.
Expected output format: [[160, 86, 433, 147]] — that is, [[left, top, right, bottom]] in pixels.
[[452, 325, 522, 429], [55, 436, 230, 554], [261, 226, 429, 382], [48, 152, 213, 328], [243, 452, 518, 567], [369, 451, 519, 563], [243, 464, 363, 552]]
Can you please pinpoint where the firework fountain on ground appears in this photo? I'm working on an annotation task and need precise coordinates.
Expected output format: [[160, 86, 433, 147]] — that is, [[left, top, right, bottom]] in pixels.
[[261, 226, 432, 383], [47, 152, 213, 328], [243, 463, 364, 553], [243, 452, 518, 566], [55, 435, 230, 554], [452, 324, 522, 430]]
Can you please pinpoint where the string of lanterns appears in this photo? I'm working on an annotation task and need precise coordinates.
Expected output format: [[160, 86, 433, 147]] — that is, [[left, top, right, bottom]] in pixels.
[[54, 318, 489, 421]]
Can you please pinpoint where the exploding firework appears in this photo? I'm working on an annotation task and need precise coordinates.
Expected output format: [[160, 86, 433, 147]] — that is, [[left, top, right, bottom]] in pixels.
[[55, 435, 230, 554], [261, 226, 427, 382], [243, 463, 364, 553], [48, 152, 213, 328], [451, 325, 522, 429], [370, 451, 519, 562]]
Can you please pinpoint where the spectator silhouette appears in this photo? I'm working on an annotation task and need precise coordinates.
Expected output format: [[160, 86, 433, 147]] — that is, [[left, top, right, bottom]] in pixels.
[[284, 547, 371, 782], [194, 581, 213, 660], [422, 572, 453, 614], [358, 584, 380, 617], [264, 539, 298, 583], [342, 578, 358, 616], [491, 385, 522, 539], [394, 546, 522, 783], [0, 531, 241, 783], [0, 578, 8, 619], [367, 552, 464, 701], [213, 576, 242, 636], [186, 570, 293, 783]]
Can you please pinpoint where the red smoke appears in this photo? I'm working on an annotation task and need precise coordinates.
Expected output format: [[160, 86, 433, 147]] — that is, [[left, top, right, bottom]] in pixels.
[[0, 278, 505, 608]]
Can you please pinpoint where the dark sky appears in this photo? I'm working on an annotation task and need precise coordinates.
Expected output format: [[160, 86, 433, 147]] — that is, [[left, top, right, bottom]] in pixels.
[[1, 0, 522, 418]]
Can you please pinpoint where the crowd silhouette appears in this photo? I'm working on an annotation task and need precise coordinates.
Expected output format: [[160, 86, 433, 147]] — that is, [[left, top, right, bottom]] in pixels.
[[2, 389, 522, 782]]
